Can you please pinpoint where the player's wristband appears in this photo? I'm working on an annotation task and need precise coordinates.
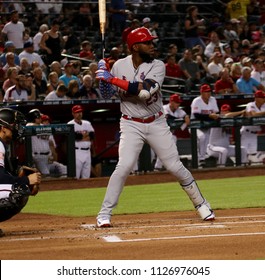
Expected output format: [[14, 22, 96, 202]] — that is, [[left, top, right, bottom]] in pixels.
[[111, 77, 139, 95]]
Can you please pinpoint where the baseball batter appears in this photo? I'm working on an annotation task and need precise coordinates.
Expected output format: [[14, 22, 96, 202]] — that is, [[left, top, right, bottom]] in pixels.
[[95, 27, 215, 227], [68, 105, 95, 179], [207, 104, 248, 167], [190, 84, 219, 166], [0, 108, 41, 236]]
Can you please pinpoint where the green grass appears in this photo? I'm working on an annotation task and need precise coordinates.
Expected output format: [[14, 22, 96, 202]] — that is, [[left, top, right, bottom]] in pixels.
[[23, 176, 265, 217]]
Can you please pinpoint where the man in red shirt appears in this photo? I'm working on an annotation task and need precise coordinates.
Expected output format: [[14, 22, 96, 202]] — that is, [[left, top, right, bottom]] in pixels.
[[165, 54, 183, 78], [214, 67, 239, 94]]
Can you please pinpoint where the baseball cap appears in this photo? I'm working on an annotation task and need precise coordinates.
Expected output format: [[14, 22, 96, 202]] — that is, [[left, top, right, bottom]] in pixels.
[[224, 57, 234, 64], [170, 94, 182, 103], [72, 105, 83, 113], [64, 62, 73, 68], [200, 84, 211, 93], [41, 114, 51, 122], [142, 17, 151, 24], [254, 90, 265, 98], [221, 104, 231, 111], [24, 40, 33, 48], [242, 57, 252, 64], [4, 41, 15, 48]]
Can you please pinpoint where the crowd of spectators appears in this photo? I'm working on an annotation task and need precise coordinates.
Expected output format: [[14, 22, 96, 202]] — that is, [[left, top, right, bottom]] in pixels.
[[1, 1, 265, 101]]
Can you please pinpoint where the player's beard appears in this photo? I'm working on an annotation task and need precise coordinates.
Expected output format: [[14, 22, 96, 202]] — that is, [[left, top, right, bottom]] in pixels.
[[138, 50, 154, 63]]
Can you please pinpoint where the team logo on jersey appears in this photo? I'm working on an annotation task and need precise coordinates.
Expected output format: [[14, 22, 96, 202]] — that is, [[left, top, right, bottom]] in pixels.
[[140, 72, 146, 81]]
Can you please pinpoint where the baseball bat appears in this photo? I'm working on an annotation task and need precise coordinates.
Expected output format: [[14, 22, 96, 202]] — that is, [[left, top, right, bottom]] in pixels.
[[98, 0, 106, 58]]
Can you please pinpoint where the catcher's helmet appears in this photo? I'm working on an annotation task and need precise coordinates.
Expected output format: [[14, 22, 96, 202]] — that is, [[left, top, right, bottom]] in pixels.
[[0, 108, 26, 139], [127, 27, 158, 50], [27, 109, 41, 122]]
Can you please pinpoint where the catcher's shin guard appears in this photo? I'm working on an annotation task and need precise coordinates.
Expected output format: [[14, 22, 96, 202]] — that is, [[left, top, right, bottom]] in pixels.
[[182, 180, 215, 221], [0, 183, 30, 222]]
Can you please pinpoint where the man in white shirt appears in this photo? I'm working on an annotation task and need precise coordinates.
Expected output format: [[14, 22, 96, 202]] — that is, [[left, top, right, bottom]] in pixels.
[[251, 58, 265, 88], [204, 31, 225, 59], [44, 84, 68, 100], [3, 74, 28, 102], [1, 10, 25, 52]]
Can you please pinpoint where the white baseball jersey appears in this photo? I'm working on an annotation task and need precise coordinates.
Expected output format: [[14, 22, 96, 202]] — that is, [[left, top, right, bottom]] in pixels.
[[111, 55, 165, 118], [3, 85, 28, 102], [163, 103, 187, 119], [190, 96, 219, 119], [67, 119, 94, 149], [241, 101, 265, 133]]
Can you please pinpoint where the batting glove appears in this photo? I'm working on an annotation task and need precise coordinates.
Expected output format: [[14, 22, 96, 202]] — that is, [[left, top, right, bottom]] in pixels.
[[96, 69, 114, 83], [98, 59, 108, 70]]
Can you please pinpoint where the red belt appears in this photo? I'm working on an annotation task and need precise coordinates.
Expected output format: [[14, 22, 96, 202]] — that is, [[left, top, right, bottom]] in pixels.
[[122, 111, 163, 123]]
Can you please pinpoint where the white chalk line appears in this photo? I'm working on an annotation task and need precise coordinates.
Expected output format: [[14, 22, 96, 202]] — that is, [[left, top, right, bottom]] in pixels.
[[102, 232, 265, 243]]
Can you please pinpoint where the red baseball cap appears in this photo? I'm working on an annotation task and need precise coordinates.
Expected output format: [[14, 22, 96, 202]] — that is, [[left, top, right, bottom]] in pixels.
[[200, 84, 211, 93], [170, 94, 182, 103], [41, 114, 51, 122], [72, 105, 83, 113], [221, 104, 231, 111], [254, 90, 265, 98]]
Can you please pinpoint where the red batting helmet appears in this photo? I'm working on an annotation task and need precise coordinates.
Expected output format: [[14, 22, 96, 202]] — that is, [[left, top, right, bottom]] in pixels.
[[127, 27, 158, 50]]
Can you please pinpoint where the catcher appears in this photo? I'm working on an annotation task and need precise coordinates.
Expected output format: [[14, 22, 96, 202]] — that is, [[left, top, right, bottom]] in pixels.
[[0, 108, 41, 237]]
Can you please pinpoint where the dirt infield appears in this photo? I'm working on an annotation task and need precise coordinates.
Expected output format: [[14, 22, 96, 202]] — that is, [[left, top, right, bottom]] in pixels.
[[1, 166, 265, 260]]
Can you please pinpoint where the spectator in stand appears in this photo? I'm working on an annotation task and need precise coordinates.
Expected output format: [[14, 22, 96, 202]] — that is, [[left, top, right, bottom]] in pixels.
[[241, 56, 253, 68], [224, 57, 234, 71], [3, 74, 29, 102], [2, 52, 20, 76], [79, 74, 100, 100], [1, 10, 25, 53], [165, 54, 184, 79], [251, 58, 265, 87], [194, 54, 209, 83], [230, 39, 241, 61], [59, 62, 79, 87], [19, 40, 47, 73], [47, 71, 60, 93], [66, 79, 80, 99], [78, 3, 94, 28], [33, 24, 49, 53], [178, 48, 201, 93], [18, 57, 31, 76], [24, 72, 36, 101], [2, 67, 18, 93], [226, 0, 249, 20], [79, 40, 95, 61], [122, 19, 140, 44], [105, 47, 121, 70], [44, 83, 68, 100], [0, 41, 20, 67], [49, 61, 63, 77], [230, 62, 242, 82], [214, 67, 239, 94], [39, 19, 65, 66], [204, 31, 226, 59], [207, 52, 224, 81], [71, 60, 83, 84], [165, 43, 182, 63], [223, 20, 240, 43], [236, 66, 265, 94], [241, 90, 265, 164], [109, 0, 128, 35], [62, 25, 80, 55], [32, 66, 48, 100], [184, 5, 206, 49], [223, 44, 234, 60]]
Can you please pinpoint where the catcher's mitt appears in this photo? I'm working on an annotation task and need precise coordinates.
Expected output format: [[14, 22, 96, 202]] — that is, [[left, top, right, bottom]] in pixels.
[[18, 165, 40, 196]]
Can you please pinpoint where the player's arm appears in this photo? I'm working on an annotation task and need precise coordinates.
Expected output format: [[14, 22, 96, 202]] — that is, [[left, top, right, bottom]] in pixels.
[[0, 166, 30, 185], [96, 59, 159, 100]]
